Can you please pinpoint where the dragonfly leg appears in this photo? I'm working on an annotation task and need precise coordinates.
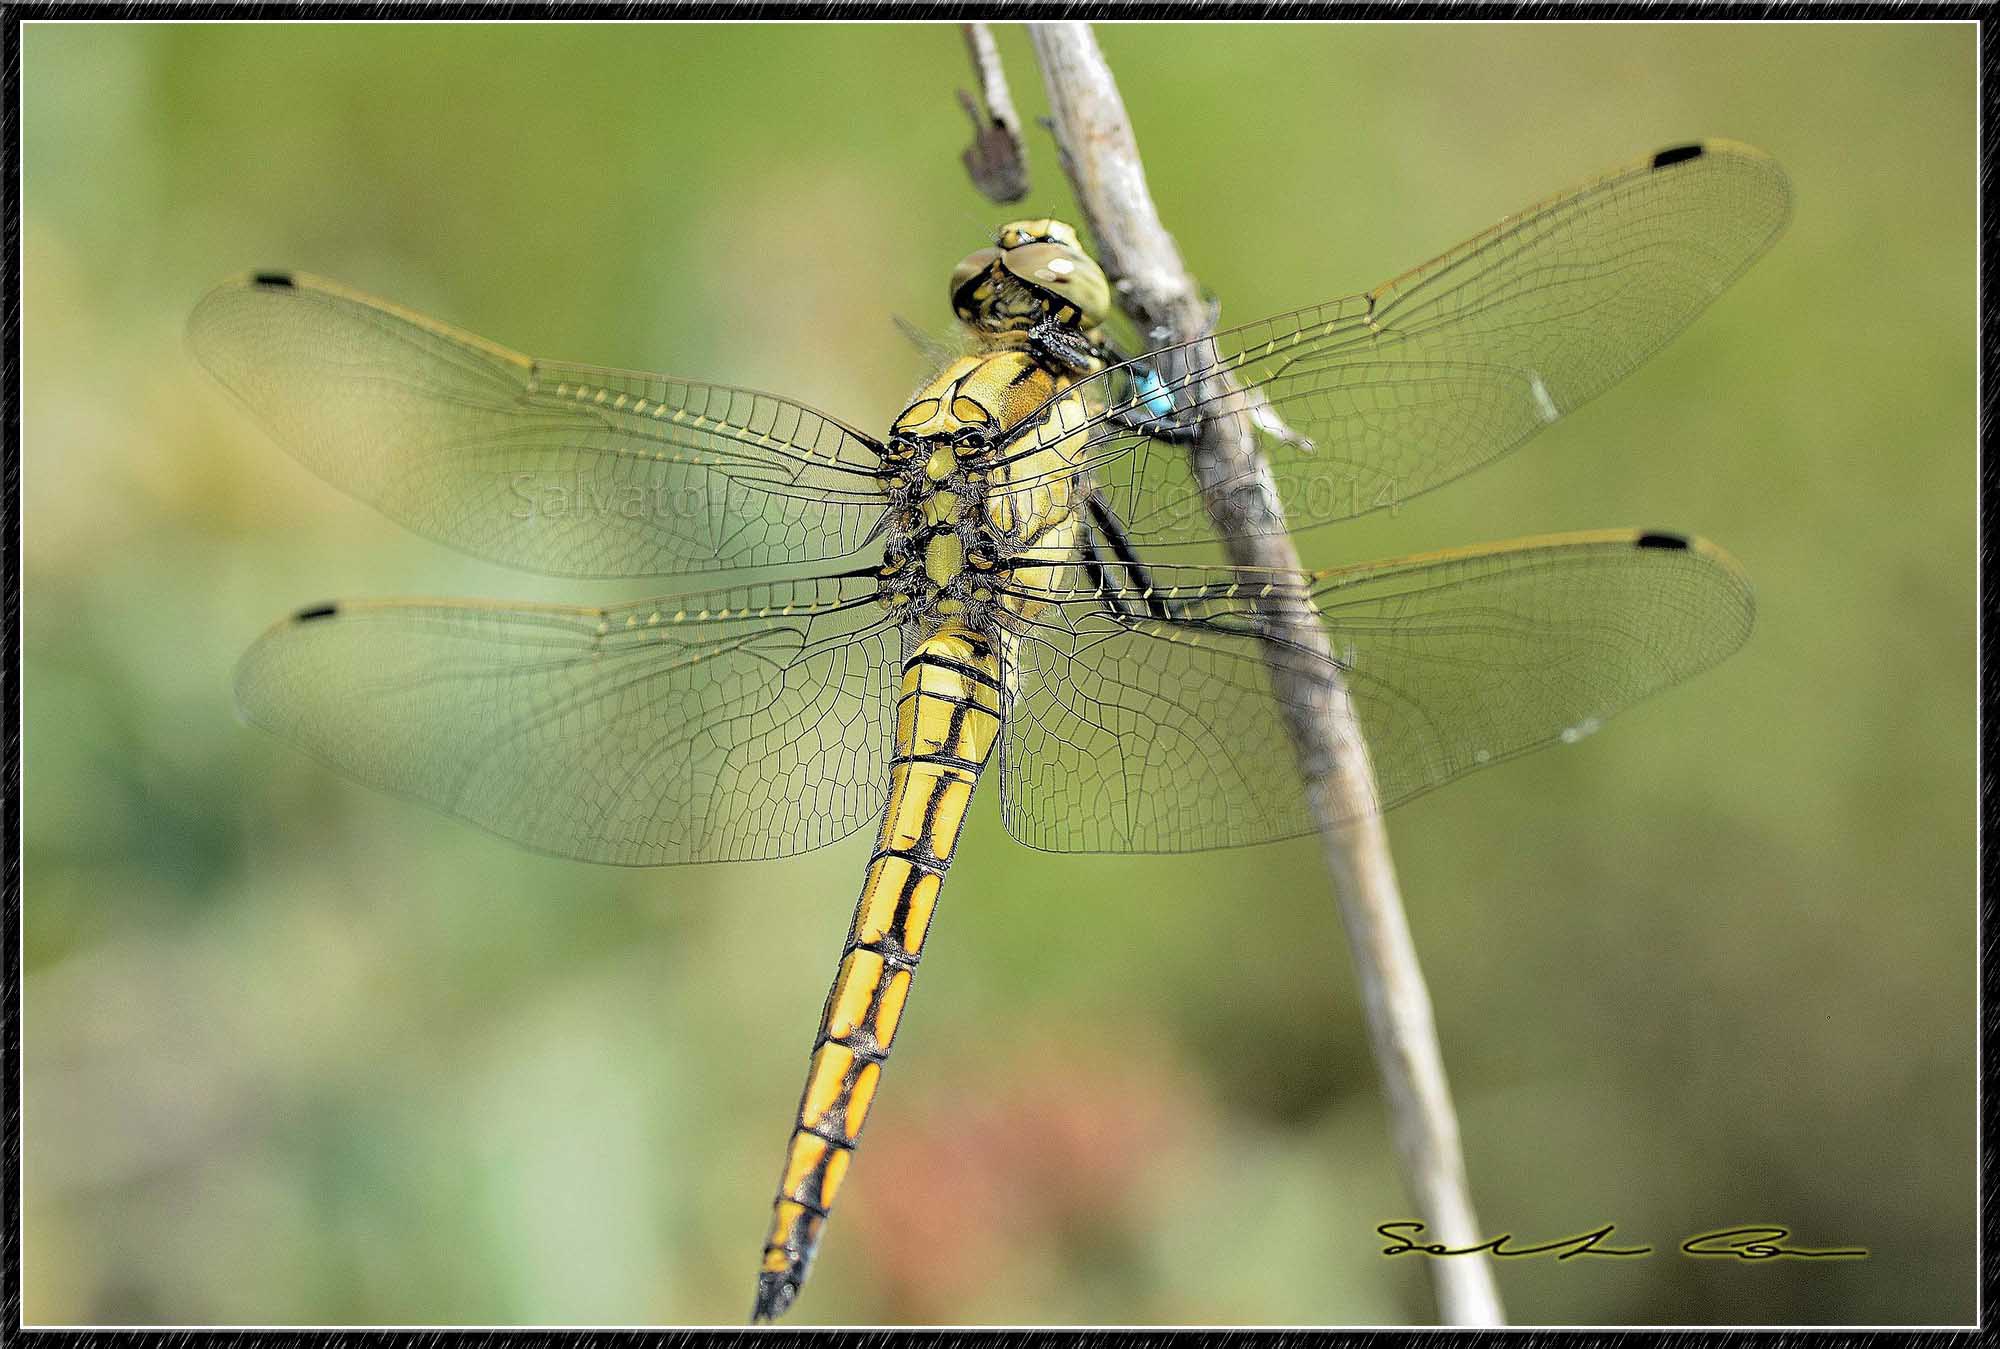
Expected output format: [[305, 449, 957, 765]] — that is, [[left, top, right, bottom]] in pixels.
[[751, 624, 1004, 1322], [1084, 493, 1172, 621], [1025, 315, 1097, 374]]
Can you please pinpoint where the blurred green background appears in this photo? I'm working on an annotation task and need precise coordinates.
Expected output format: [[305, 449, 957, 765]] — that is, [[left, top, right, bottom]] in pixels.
[[21, 20, 1974, 1327]]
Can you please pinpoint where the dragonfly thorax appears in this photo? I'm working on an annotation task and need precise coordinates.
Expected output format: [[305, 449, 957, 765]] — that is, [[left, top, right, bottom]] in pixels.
[[876, 436, 1008, 632], [879, 344, 1095, 637]]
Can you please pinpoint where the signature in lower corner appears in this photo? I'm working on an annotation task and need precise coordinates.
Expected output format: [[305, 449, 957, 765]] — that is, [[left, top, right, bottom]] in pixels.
[[1679, 1227, 1870, 1260], [1378, 1222, 1868, 1262]]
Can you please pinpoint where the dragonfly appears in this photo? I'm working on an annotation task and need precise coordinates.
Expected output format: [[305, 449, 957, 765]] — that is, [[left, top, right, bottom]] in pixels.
[[189, 138, 1790, 1321]]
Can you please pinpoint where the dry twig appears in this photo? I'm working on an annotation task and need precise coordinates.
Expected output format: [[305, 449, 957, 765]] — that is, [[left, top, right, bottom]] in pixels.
[[1021, 22, 1505, 1326]]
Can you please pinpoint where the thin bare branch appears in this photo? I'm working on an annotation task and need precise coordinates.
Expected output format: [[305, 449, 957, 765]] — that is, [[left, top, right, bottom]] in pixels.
[[1025, 21, 1505, 1327], [958, 23, 1031, 203]]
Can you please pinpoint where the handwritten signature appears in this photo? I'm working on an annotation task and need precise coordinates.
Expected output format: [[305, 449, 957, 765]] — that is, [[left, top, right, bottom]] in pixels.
[[1377, 1223, 1868, 1261]]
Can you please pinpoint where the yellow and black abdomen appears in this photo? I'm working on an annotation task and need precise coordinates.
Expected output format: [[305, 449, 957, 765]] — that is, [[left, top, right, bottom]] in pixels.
[[751, 333, 1107, 1320], [753, 624, 1003, 1320]]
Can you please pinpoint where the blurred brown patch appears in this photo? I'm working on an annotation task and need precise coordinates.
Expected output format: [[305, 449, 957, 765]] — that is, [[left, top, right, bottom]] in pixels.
[[850, 1017, 1212, 1320]]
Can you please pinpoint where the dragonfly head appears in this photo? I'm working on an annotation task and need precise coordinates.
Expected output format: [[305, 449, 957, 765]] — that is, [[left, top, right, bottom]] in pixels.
[[950, 218, 1111, 339]]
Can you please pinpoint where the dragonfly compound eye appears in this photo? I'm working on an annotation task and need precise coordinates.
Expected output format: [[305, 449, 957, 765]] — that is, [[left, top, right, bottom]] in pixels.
[[996, 218, 1082, 252], [996, 219, 1120, 330], [951, 221, 1112, 335], [948, 247, 1003, 324], [1000, 242, 1112, 328]]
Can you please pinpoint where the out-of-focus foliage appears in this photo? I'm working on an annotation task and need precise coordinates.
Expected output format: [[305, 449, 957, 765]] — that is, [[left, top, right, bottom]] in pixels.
[[21, 21, 1973, 1327]]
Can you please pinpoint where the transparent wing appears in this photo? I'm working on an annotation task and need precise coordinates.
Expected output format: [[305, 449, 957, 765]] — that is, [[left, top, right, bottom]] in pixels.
[[1000, 568, 1331, 853], [1005, 141, 1792, 545], [236, 572, 898, 864], [190, 273, 889, 578], [996, 530, 1753, 853]]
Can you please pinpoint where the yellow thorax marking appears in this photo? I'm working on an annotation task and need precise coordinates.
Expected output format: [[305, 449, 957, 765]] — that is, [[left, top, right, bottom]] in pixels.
[[924, 532, 965, 587]]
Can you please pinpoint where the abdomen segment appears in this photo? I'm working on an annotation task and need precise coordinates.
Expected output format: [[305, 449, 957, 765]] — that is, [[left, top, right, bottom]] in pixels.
[[752, 623, 1003, 1321]]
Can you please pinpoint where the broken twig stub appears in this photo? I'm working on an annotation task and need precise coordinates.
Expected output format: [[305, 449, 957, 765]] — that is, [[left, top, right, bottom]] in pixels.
[[958, 23, 1030, 204]]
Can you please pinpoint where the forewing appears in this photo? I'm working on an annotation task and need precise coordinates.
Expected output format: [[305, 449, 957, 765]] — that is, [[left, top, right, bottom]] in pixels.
[[190, 273, 888, 577], [236, 572, 897, 864], [997, 531, 1753, 852], [1011, 141, 1792, 546]]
